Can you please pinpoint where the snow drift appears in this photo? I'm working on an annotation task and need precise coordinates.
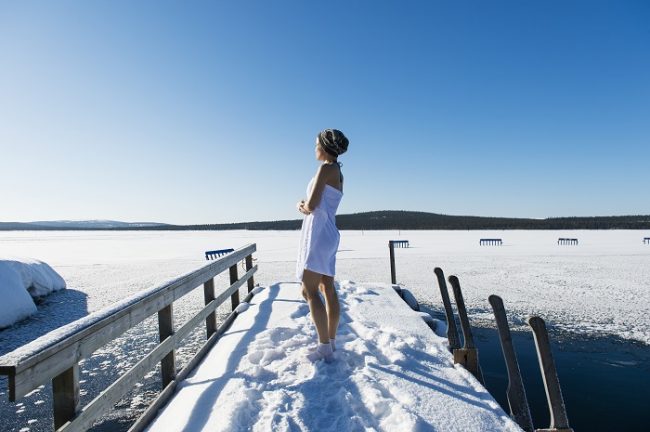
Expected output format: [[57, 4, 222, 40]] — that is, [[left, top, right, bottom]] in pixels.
[[0, 259, 66, 328]]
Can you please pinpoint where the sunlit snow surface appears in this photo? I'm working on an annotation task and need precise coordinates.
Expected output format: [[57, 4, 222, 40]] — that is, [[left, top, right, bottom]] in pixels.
[[0, 229, 648, 431], [146, 282, 521, 432]]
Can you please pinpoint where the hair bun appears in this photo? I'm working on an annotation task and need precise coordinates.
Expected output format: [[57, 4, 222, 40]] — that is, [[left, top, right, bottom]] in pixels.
[[318, 129, 349, 157]]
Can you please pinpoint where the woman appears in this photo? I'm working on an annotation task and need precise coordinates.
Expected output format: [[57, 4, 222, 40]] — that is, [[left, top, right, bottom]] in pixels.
[[296, 129, 349, 362]]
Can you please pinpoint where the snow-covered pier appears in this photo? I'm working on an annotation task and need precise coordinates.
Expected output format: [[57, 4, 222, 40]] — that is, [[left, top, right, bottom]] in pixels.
[[0, 243, 522, 431], [145, 281, 520, 431]]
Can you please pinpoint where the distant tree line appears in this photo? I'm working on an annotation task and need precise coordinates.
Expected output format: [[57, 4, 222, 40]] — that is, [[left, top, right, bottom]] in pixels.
[[118, 210, 650, 230], [3, 211, 650, 231]]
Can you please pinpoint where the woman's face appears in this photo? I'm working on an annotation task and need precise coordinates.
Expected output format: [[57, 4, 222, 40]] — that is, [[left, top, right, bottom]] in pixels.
[[315, 139, 326, 161]]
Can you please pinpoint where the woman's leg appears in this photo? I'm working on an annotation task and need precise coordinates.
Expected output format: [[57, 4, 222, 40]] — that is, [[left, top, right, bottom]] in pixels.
[[302, 269, 330, 344], [320, 275, 340, 340]]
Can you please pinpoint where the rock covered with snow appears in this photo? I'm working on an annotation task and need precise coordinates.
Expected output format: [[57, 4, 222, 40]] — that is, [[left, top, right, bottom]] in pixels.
[[0, 259, 66, 328]]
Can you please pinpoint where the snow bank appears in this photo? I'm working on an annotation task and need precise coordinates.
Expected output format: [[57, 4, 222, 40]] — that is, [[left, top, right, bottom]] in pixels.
[[146, 281, 521, 432], [0, 262, 37, 328], [0, 259, 66, 328]]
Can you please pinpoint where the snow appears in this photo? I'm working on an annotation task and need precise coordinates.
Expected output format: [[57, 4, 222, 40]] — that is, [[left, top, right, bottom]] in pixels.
[[400, 288, 420, 311], [0, 259, 66, 329], [0, 229, 648, 431], [146, 281, 521, 432], [0, 229, 648, 344]]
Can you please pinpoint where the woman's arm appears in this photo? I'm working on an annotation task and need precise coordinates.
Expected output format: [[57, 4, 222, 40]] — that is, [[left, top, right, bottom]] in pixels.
[[301, 164, 333, 213]]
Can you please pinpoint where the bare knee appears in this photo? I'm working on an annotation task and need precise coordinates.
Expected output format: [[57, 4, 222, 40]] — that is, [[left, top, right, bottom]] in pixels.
[[320, 277, 337, 299], [302, 270, 321, 301]]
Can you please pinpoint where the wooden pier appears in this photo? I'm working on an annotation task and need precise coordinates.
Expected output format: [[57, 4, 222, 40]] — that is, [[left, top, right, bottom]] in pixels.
[[0, 244, 257, 432]]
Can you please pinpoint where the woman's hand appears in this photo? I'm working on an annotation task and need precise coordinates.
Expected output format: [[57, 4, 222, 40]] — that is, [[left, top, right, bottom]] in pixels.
[[297, 200, 311, 215]]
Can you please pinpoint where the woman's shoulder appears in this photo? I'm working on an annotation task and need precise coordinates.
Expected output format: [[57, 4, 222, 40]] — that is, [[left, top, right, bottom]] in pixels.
[[319, 162, 341, 172]]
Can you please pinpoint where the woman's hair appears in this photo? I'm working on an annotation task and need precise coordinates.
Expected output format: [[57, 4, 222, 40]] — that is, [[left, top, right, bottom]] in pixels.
[[318, 129, 349, 158]]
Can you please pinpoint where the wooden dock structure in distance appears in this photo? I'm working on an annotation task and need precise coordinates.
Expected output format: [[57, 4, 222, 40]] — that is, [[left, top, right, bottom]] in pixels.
[[388, 240, 410, 284], [389, 239, 409, 248], [479, 238, 503, 246], [205, 248, 235, 260], [557, 238, 579, 245]]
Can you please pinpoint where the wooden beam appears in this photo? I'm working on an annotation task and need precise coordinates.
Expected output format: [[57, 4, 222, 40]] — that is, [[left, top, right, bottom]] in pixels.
[[203, 278, 217, 338], [229, 265, 239, 310], [528, 316, 573, 432], [489, 295, 534, 432], [389, 241, 396, 284], [52, 363, 79, 430], [245, 255, 254, 293], [448, 275, 484, 385], [157, 305, 175, 389], [433, 267, 461, 351]]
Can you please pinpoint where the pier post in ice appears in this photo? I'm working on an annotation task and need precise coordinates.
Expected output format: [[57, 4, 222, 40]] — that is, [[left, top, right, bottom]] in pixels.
[[434, 267, 461, 351], [528, 316, 574, 432], [448, 275, 484, 384], [489, 295, 534, 432], [389, 240, 397, 284]]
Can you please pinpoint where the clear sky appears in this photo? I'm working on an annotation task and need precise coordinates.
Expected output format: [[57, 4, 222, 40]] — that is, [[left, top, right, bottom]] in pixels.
[[1, 1, 649, 224]]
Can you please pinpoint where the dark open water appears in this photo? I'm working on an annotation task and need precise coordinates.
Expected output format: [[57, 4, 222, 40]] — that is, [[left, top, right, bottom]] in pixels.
[[421, 305, 650, 432]]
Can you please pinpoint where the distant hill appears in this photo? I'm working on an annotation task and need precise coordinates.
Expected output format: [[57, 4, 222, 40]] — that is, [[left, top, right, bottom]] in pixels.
[[0, 220, 169, 230], [2, 212, 649, 231], [145, 211, 650, 230]]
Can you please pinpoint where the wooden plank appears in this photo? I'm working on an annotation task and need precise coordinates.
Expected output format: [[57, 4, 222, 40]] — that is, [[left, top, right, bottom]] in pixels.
[[56, 267, 258, 432], [229, 265, 239, 310], [389, 241, 396, 284], [52, 364, 79, 430], [433, 267, 461, 351], [489, 295, 534, 432], [448, 275, 485, 385], [528, 316, 573, 432], [158, 305, 175, 389], [203, 278, 217, 338], [245, 255, 254, 293]]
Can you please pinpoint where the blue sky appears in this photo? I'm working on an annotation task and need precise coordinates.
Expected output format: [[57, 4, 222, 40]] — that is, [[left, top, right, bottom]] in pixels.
[[1, 1, 648, 224]]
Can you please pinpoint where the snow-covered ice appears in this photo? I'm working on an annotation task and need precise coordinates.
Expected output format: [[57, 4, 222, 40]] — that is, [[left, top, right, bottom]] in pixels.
[[0, 229, 648, 345], [0, 259, 66, 328], [146, 281, 521, 432], [0, 229, 648, 432]]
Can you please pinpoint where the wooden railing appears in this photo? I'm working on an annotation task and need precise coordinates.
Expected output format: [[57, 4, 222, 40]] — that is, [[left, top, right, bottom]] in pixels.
[[0, 243, 258, 432]]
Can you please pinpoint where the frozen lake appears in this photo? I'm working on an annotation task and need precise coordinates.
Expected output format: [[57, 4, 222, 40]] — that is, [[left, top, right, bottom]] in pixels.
[[2, 229, 647, 344], [0, 229, 648, 431]]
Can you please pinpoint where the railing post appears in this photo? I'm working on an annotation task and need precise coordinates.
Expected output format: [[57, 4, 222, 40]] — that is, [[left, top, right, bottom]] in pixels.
[[158, 305, 176, 388], [52, 363, 79, 430], [203, 278, 217, 338], [245, 255, 255, 293], [230, 264, 240, 310], [389, 241, 396, 284]]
